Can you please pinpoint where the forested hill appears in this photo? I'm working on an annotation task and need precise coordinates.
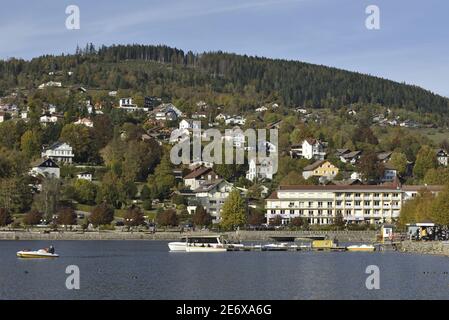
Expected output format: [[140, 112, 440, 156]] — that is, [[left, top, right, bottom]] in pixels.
[[0, 44, 448, 114]]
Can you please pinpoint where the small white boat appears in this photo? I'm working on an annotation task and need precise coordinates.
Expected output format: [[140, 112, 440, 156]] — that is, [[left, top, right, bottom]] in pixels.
[[17, 249, 59, 258], [346, 244, 376, 252], [263, 243, 289, 251]]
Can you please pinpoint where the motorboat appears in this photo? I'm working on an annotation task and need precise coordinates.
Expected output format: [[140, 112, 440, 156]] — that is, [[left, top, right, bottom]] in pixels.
[[17, 249, 59, 258], [263, 243, 289, 251], [168, 235, 226, 252], [346, 244, 376, 252]]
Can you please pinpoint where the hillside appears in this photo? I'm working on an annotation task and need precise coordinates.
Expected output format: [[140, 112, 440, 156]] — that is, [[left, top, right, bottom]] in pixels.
[[0, 44, 448, 115]]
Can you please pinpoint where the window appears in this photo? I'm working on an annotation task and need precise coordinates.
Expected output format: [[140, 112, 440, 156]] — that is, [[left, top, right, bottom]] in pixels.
[[374, 201, 380, 206], [318, 202, 323, 208], [364, 201, 370, 206], [327, 202, 332, 207]]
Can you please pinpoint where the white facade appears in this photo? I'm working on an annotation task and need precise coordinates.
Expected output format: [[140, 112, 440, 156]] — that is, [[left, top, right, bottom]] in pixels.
[[42, 142, 74, 164], [40, 115, 58, 125], [30, 159, 60, 179], [246, 158, 274, 181], [266, 185, 443, 225], [77, 172, 93, 181], [74, 118, 94, 127], [292, 139, 326, 160], [225, 116, 246, 126]]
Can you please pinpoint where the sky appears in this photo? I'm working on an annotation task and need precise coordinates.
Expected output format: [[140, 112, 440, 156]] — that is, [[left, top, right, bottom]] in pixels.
[[0, 0, 448, 97]]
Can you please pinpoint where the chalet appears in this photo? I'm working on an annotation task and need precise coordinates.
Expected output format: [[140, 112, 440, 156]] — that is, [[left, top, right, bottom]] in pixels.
[[339, 150, 362, 164], [290, 139, 326, 160], [302, 160, 339, 180], [183, 166, 221, 190], [246, 157, 274, 181], [30, 158, 60, 179], [41, 142, 74, 164], [435, 149, 448, 166], [377, 151, 393, 163]]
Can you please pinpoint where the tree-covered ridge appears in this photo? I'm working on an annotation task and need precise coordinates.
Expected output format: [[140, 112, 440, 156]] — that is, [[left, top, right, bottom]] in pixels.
[[0, 44, 448, 115]]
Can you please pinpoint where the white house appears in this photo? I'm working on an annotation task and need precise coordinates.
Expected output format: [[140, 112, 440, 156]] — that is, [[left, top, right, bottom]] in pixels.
[[38, 81, 62, 89], [186, 179, 234, 223], [222, 127, 246, 148], [290, 139, 326, 160], [225, 116, 246, 126], [48, 105, 57, 114], [183, 166, 220, 190], [30, 158, 60, 179], [436, 149, 448, 166], [40, 115, 59, 125], [74, 118, 94, 128], [179, 119, 201, 131], [255, 106, 268, 112], [119, 98, 136, 108], [76, 172, 93, 181], [246, 157, 274, 181], [42, 142, 75, 164], [0, 112, 5, 123], [215, 113, 228, 121]]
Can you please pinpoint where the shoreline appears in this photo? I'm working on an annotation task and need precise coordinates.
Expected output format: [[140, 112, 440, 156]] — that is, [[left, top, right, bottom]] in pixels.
[[1, 231, 448, 257]]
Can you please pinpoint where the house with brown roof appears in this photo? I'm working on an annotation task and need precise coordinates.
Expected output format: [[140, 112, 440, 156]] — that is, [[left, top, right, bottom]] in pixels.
[[183, 166, 221, 190]]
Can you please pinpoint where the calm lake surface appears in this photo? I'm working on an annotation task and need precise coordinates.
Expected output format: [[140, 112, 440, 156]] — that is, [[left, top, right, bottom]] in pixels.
[[0, 240, 448, 300]]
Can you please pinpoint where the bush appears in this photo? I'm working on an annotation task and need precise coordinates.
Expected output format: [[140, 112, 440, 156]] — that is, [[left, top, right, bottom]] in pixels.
[[142, 199, 152, 210], [0, 208, 13, 227], [56, 207, 77, 226]]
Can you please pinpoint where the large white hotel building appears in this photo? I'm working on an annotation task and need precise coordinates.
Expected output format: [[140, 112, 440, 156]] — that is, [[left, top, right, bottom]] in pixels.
[[265, 184, 443, 225]]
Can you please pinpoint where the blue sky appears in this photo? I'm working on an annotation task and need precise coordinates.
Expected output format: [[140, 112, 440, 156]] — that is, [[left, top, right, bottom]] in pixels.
[[1, 0, 448, 96]]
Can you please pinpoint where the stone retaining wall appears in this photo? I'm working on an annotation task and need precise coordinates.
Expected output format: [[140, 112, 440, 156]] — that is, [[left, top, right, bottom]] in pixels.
[[0, 230, 377, 242], [398, 241, 449, 257]]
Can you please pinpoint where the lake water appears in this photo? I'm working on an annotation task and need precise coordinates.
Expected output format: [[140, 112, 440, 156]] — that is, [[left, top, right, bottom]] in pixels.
[[0, 240, 448, 300]]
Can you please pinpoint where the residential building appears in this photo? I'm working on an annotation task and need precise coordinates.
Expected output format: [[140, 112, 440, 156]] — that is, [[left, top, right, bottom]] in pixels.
[[76, 172, 93, 181], [377, 151, 393, 163], [290, 139, 326, 160], [74, 118, 94, 127], [38, 81, 62, 89], [30, 158, 60, 179], [436, 149, 448, 166], [41, 142, 75, 164], [302, 160, 339, 180], [186, 179, 234, 222], [246, 157, 274, 181], [382, 163, 398, 182], [225, 116, 246, 126], [179, 119, 201, 131], [0, 112, 5, 123], [183, 166, 221, 190], [265, 184, 443, 225], [151, 103, 183, 121], [339, 150, 362, 164], [39, 115, 59, 125]]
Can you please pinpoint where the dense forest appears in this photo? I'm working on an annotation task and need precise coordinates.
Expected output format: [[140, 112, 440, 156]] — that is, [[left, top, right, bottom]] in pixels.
[[1, 44, 448, 115]]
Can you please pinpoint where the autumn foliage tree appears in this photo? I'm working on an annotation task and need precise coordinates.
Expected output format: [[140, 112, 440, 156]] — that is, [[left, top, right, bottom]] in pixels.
[[23, 210, 43, 226], [0, 208, 13, 226], [156, 209, 178, 227], [89, 202, 115, 227], [221, 190, 247, 230], [123, 205, 145, 227], [56, 207, 77, 227], [192, 205, 212, 227]]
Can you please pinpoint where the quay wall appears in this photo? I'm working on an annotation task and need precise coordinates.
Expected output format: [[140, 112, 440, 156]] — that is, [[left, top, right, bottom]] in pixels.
[[398, 241, 449, 257], [0, 230, 377, 242]]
